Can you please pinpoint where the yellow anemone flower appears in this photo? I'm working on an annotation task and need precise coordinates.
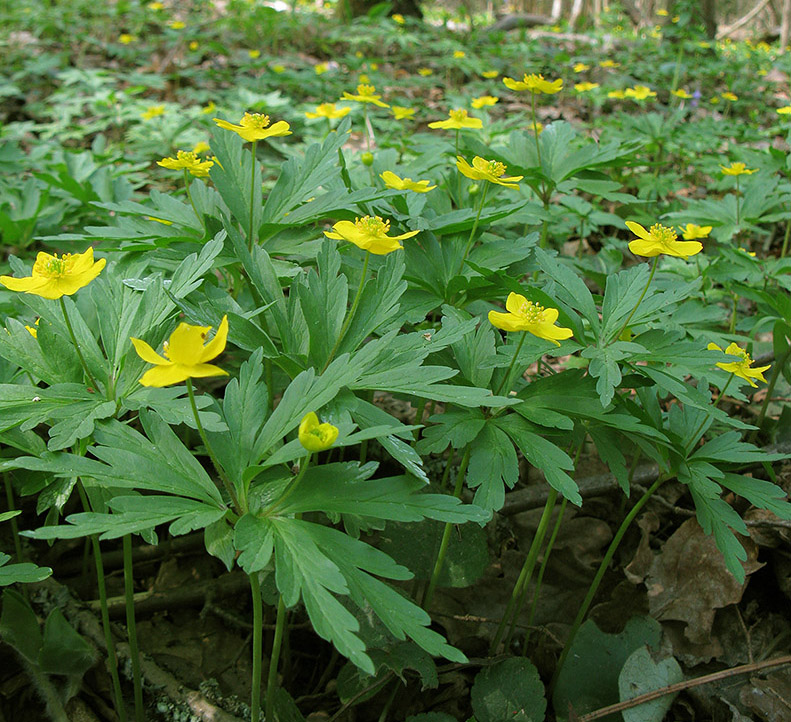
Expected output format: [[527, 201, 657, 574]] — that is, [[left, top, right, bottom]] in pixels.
[[248, 49, 261, 59], [298, 412, 339, 452], [201, 101, 216, 115], [341, 84, 389, 108], [607, 89, 626, 99], [119, 33, 136, 44], [131, 316, 229, 388], [380, 170, 436, 193], [626, 221, 702, 259], [599, 60, 620, 68], [1, 248, 106, 300], [679, 223, 712, 240], [777, 106, 791, 115], [157, 150, 214, 177], [314, 62, 329, 75], [456, 156, 522, 189], [305, 103, 351, 120], [574, 82, 599, 92], [213, 113, 291, 142], [707, 342, 770, 387], [721, 91, 738, 101], [721, 162, 758, 176], [417, 67, 433, 76], [482, 70, 499, 78], [502, 73, 563, 94], [573, 62, 590, 72], [25, 318, 40, 338], [672, 89, 693, 99], [192, 141, 211, 155], [428, 108, 483, 130], [324, 216, 418, 255], [391, 106, 415, 120], [142, 105, 165, 120], [392, 13, 405, 23], [624, 85, 656, 100], [168, 20, 186, 29], [471, 95, 499, 109], [488, 293, 573, 346], [453, 50, 466, 58]]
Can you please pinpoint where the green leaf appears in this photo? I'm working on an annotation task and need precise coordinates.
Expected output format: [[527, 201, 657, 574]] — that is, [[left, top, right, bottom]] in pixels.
[[691, 432, 787, 465], [618, 647, 683, 722], [0, 588, 42, 663], [471, 657, 546, 722], [234, 513, 275, 573], [168, 233, 226, 299], [416, 408, 486, 455], [468, 423, 519, 513], [38, 608, 95, 677], [0, 556, 52, 586], [209, 126, 261, 236], [204, 518, 235, 572], [721, 472, 791, 519]]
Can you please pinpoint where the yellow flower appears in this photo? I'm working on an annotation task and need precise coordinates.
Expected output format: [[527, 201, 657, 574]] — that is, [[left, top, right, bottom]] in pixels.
[[738, 247, 757, 257], [573, 62, 590, 72], [380, 170, 436, 193], [672, 15, 680, 22], [248, 49, 261, 59], [213, 113, 291, 142], [314, 62, 329, 75], [777, 106, 791, 115], [200, 101, 216, 115], [482, 70, 499, 78], [656, 8, 669, 15], [721, 162, 758, 176], [532, 121, 544, 134], [574, 82, 599, 92], [358, 73, 370, 84], [392, 13, 405, 23], [417, 67, 433, 76], [119, 33, 136, 44], [305, 103, 351, 120], [142, 105, 165, 119], [599, 60, 620, 68], [168, 20, 186, 29], [391, 106, 415, 120], [471, 95, 499, 108], [453, 50, 466, 58], [626, 220, 702, 259], [298, 412, 339, 452], [189, 40, 199, 51], [607, 89, 626, 99], [456, 156, 522, 189], [131, 316, 229, 388], [147, 1, 164, 8], [624, 85, 656, 100], [428, 108, 483, 130], [1, 248, 106, 300], [707, 342, 770, 387], [192, 141, 211, 155], [488, 293, 573, 346], [25, 318, 40, 338], [503, 73, 563, 94], [370, 63, 378, 70], [341, 84, 389, 108], [721, 91, 738, 101], [672, 89, 693, 99], [157, 150, 214, 177], [324, 216, 418, 255], [709, 97, 720, 105], [679, 223, 712, 240]]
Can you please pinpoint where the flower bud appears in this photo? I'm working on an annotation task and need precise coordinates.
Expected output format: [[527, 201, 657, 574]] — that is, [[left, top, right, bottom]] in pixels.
[[468, 183, 480, 196], [361, 151, 374, 166], [298, 412, 339, 452]]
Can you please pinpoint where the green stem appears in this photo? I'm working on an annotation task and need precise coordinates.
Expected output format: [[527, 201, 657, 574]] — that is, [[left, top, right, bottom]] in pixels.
[[186, 378, 240, 512], [782, 219, 791, 259], [422, 446, 471, 609], [59, 296, 99, 392], [3, 474, 23, 563], [439, 447, 455, 492], [550, 476, 665, 692], [522, 497, 568, 656], [612, 256, 659, 344], [735, 176, 741, 229], [751, 344, 791, 442], [457, 183, 489, 275], [265, 453, 311, 517], [490, 488, 558, 654], [77, 483, 127, 722], [183, 169, 204, 231], [250, 574, 263, 722], [729, 293, 738, 334], [249, 140, 258, 251], [494, 331, 528, 397], [265, 595, 288, 722], [123, 535, 144, 722], [323, 252, 370, 372], [686, 373, 732, 455], [364, 107, 371, 151], [455, 129, 461, 205]]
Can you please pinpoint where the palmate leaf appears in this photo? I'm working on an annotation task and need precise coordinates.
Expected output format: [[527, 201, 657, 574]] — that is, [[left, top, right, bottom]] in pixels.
[[468, 423, 519, 513], [0, 553, 52, 585]]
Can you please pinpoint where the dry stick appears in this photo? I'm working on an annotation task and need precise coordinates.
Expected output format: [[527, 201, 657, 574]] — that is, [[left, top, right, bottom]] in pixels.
[[577, 654, 791, 721]]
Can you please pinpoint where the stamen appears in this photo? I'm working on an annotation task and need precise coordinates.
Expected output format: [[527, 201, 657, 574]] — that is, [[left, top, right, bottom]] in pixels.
[[241, 113, 271, 129]]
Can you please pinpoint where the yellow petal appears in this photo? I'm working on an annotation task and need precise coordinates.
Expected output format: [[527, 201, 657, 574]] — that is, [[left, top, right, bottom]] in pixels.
[[166, 322, 212, 364], [139, 364, 188, 387], [628, 239, 662, 257], [130, 337, 170, 365], [625, 221, 652, 241], [199, 315, 229, 363], [488, 310, 525, 332], [505, 292, 527, 315]]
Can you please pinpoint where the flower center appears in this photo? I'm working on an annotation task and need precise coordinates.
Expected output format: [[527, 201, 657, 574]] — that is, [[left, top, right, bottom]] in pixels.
[[355, 215, 389, 236], [518, 300, 546, 324], [35, 253, 73, 278], [449, 109, 469, 122], [357, 84, 376, 97], [730, 346, 751, 364], [176, 150, 199, 164], [649, 223, 677, 246], [241, 113, 270, 129], [487, 160, 507, 177]]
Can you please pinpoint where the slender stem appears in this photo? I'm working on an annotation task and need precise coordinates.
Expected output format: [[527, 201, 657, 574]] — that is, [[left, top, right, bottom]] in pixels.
[[751, 343, 791, 441], [249, 140, 258, 251], [612, 256, 659, 344], [494, 331, 527, 397], [59, 296, 99, 392], [322, 252, 370, 372], [439, 447, 455, 492], [363, 107, 371, 151], [77, 483, 127, 722], [422, 446, 471, 609], [265, 453, 311, 517], [186, 378, 240, 512], [457, 182, 489, 275], [530, 91, 550, 250], [455, 129, 461, 204], [522, 497, 568, 655], [735, 176, 741, 228], [3, 474, 23, 562], [550, 476, 666, 692], [265, 595, 288, 722], [490, 488, 558, 654], [782, 219, 791, 259], [183, 169, 204, 231], [729, 293, 738, 334], [123, 535, 144, 722], [250, 574, 263, 722], [530, 92, 543, 170]]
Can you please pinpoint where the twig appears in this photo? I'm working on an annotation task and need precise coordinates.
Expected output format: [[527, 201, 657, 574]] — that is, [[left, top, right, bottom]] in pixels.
[[577, 654, 791, 721]]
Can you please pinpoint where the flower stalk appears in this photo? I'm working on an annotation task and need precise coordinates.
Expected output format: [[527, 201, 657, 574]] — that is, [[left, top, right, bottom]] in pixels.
[[611, 256, 659, 344], [60, 297, 100, 392], [457, 182, 489, 275], [123, 534, 144, 722], [323, 251, 370, 371]]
